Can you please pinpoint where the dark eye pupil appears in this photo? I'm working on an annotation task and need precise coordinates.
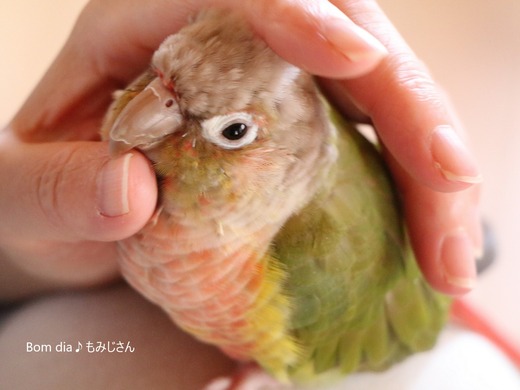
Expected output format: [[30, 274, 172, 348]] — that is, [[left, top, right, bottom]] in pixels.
[[222, 123, 248, 140]]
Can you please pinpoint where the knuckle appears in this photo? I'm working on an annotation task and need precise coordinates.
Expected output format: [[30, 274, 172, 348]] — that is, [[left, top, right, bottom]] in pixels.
[[388, 53, 444, 106], [33, 146, 79, 233]]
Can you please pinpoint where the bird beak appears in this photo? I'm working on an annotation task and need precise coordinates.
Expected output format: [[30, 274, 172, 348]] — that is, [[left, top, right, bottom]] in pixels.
[[108, 77, 182, 157]]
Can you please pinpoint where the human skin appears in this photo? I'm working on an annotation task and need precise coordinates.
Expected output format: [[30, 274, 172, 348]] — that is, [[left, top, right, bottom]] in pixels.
[[0, 0, 481, 387], [0, 0, 481, 300]]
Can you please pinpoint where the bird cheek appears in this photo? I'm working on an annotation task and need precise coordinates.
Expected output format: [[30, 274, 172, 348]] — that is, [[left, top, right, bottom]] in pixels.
[[180, 138, 199, 156]]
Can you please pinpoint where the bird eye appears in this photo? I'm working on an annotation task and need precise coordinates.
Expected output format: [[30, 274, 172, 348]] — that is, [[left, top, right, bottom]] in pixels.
[[222, 123, 248, 140], [201, 113, 258, 149]]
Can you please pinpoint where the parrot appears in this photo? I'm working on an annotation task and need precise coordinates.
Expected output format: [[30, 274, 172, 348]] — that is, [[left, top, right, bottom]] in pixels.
[[101, 9, 451, 388]]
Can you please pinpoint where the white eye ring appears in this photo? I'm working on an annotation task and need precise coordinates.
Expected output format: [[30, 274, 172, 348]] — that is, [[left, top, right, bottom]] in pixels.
[[201, 112, 258, 149]]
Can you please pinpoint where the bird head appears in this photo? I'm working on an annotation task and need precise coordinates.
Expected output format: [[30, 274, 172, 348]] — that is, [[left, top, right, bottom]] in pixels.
[[105, 9, 336, 225]]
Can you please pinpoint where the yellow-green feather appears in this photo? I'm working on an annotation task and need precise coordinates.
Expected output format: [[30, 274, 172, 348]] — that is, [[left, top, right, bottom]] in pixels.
[[263, 107, 450, 383]]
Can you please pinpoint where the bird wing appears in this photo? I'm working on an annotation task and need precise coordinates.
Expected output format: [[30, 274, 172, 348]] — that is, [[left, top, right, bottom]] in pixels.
[[271, 112, 451, 381]]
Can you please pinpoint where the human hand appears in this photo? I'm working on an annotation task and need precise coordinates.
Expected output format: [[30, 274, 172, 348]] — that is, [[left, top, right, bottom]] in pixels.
[[315, 0, 482, 295], [2, 0, 480, 300]]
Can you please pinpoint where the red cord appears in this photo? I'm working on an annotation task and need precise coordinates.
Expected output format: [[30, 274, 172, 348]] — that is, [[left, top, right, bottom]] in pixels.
[[451, 298, 520, 369]]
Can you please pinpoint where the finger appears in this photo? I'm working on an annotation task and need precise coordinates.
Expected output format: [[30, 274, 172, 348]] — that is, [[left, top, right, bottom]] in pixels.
[[386, 152, 482, 295], [12, 0, 389, 142], [327, 0, 482, 193], [85, 0, 389, 80], [235, 0, 388, 78], [0, 134, 157, 242]]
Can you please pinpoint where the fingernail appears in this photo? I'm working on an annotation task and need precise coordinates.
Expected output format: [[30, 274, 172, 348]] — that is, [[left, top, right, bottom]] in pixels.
[[440, 228, 478, 291], [321, 18, 388, 63], [97, 153, 132, 217], [431, 125, 483, 184]]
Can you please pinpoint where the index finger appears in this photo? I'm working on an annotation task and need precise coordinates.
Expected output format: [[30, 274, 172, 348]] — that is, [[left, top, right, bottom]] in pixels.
[[12, 0, 388, 141], [321, 0, 482, 193]]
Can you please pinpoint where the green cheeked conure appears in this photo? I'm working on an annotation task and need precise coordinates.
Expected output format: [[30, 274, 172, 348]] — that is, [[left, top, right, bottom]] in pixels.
[[102, 9, 450, 388]]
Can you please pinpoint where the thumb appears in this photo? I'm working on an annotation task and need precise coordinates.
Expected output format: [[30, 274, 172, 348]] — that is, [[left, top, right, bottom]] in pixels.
[[0, 137, 157, 242]]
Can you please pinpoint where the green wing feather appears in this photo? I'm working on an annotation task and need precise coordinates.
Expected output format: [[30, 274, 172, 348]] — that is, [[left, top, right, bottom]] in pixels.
[[272, 107, 451, 382]]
